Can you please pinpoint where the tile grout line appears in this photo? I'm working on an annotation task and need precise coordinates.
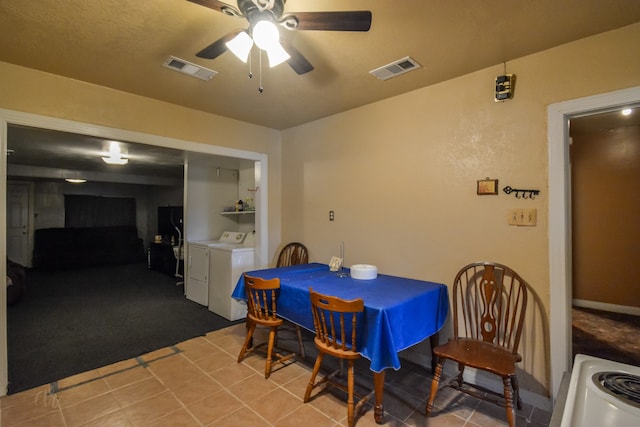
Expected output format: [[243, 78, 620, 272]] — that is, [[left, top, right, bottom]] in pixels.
[[144, 372, 204, 426], [205, 337, 307, 426], [46, 346, 187, 427], [49, 346, 183, 395], [144, 340, 239, 427], [200, 340, 273, 425]]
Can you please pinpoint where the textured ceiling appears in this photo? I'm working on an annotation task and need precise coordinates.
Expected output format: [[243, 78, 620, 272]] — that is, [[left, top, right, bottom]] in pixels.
[[2, 1, 640, 183], [1, 0, 640, 130]]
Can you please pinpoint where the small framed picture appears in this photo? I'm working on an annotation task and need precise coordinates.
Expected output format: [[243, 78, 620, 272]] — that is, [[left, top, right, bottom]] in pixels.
[[477, 179, 498, 195]]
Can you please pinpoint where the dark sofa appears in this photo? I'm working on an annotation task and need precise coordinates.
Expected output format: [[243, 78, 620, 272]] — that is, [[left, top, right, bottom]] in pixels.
[[7, 258, 27, 305], [33, 226, 145, 270]]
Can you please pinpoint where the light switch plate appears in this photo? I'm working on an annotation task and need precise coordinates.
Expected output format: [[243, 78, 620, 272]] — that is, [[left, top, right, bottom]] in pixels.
[[508, 208, 523, 225], [508, 208, 537, 226]]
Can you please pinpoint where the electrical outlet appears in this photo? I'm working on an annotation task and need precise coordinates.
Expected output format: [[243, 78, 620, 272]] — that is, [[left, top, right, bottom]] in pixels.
[[329, 210, 334, 221]]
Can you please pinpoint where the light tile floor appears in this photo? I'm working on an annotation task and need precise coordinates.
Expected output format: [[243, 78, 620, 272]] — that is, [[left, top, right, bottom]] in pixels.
[[1, 324, 551, 426]]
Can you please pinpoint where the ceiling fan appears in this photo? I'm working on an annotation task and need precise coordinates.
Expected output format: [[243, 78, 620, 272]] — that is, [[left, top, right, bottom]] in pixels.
[[188, 0, 372, 75]]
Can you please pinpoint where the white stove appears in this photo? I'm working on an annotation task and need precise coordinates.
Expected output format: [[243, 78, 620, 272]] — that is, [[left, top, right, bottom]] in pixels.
[[558, 354, 640, 426]]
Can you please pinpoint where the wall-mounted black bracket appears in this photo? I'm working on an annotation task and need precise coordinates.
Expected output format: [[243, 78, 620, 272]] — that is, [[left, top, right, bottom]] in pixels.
[[503, 186, 540, 199]]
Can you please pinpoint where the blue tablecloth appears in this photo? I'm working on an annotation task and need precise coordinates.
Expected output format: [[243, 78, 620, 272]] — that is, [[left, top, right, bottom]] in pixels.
[[232, 263, 449, 372]]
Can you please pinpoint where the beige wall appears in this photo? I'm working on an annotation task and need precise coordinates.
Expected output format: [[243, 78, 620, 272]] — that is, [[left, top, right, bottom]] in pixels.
[[571, 125, 640, 307], [280, 23, 640, 396], [0, 60, 284, 258]]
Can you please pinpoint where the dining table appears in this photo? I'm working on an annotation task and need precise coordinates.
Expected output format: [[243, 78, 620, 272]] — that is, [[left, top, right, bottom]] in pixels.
[[232, 262, 449, 424]]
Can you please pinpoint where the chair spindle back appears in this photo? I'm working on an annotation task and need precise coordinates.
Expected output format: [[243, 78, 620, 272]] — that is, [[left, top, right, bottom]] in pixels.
[[244, 275, 280, 322], [277, 242, 309, 267], [309, 289, 364, 353], [452, 262, 528, 355]]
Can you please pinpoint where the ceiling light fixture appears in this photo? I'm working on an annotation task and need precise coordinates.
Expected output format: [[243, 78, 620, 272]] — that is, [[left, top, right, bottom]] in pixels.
[[622, 108, 632, 116], [226, 20, 290, 67], [65, 178, 87, 184], [102, 141, 128, 165]]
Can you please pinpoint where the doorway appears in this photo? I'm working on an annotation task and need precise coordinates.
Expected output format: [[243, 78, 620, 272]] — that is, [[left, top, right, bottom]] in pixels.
[[0, 108, 269, 395], [569, 108, 640, 366], [548, 85, 640, 399]]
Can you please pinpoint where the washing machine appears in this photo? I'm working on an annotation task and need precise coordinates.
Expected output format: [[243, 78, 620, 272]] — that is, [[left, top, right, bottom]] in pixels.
[[186, 231, 254, 320]]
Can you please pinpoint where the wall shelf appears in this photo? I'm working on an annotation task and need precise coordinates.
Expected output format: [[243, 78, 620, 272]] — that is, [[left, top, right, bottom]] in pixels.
[[219, 211, 255, 216]]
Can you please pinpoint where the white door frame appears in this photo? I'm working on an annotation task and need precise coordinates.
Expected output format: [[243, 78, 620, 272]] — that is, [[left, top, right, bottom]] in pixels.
[[547, 85, 640, 400], [0, 108, 270, 395]]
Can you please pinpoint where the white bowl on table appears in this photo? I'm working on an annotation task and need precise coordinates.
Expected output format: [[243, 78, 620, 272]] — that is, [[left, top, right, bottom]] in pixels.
[[350, 264, 378, 280]]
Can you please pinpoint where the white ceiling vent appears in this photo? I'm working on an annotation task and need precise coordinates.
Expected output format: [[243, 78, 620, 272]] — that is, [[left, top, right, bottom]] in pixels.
[[162, 56, 217, 81], [369, 56, 421, 81]]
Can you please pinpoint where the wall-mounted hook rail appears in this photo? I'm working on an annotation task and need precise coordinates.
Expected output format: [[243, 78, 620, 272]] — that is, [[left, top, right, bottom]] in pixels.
[[503, 186, 540, 199]]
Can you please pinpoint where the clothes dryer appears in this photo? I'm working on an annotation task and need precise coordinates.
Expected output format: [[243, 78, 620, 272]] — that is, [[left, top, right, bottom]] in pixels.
[[186, 231, 254, 320]]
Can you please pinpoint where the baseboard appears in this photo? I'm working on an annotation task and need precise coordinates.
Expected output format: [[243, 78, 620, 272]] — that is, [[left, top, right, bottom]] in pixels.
[[572, 299, 640, 316]]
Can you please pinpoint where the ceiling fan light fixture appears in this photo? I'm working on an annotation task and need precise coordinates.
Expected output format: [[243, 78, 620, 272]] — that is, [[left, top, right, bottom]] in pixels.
[[226, 31, 253, 62], [191, 1, 372, 76], [265, 43, 290, 67], [251, 20, 290, 67], [252, 20, 280, 50]]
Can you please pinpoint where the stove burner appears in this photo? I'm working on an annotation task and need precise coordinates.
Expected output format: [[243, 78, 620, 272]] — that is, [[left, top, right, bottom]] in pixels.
[[593, 371, 640, 409]]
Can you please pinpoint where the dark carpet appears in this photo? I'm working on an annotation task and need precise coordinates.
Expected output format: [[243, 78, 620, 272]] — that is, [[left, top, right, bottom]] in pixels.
[[7, 262, 240, 394], [572, 306, 640, 366]]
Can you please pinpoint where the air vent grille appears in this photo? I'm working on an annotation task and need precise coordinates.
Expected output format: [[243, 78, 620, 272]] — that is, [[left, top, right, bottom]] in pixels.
[[369, 56, 421, 81], [162, 56, 217, 81]]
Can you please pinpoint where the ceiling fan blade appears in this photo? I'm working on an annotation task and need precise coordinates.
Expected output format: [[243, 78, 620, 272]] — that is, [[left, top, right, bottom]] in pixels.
[[196, 29, 245, 59], [281, 39, 314, 75], [187, 0, 241, 16], [282, 11, 372, 31]]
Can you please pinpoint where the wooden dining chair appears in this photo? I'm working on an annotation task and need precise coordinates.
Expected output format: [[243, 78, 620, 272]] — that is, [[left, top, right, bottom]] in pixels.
[[275, 242, 309, 359], [304, 289, 373, 427], [276, 242, 309, 267], [237, 275, 300, 379], [425, 262, 528, 427]]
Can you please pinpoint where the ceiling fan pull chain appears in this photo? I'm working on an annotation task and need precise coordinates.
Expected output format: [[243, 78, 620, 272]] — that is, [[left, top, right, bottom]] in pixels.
[[258, 50, 264, 93], [248, 48, 253, 79]]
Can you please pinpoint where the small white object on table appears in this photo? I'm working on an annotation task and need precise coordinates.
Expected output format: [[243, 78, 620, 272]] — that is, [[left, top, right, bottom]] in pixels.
[[350, 264, 378, 280]]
